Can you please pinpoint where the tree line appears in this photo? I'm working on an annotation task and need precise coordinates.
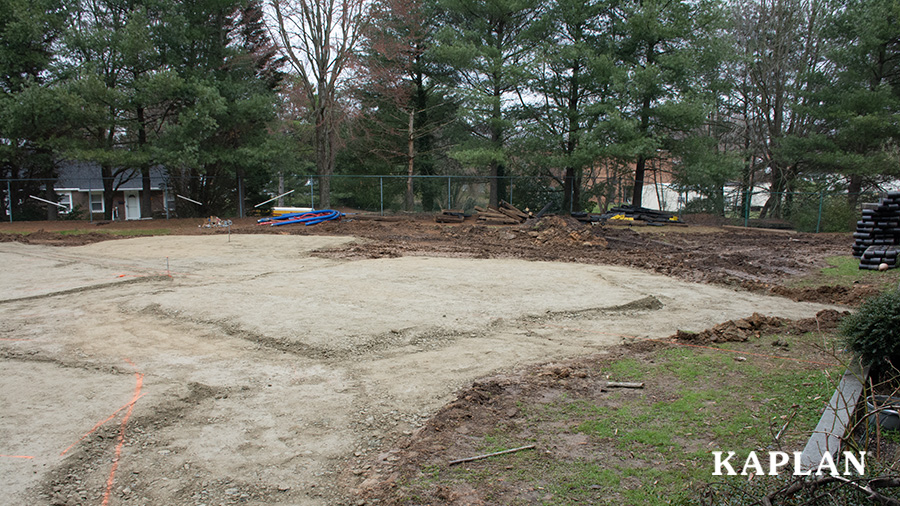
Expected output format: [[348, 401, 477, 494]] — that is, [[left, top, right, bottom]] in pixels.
[[1, 0, 898, 220]]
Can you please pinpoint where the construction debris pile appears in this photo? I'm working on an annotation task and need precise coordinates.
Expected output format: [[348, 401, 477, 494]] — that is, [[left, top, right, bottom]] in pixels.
[[475, 201, 531, 224], [572, 205, 684, 225], [200, 216, 232, 228], [435, 201, 532, 225], [673, 309, 847, 344], [852, 192, 900, 270]]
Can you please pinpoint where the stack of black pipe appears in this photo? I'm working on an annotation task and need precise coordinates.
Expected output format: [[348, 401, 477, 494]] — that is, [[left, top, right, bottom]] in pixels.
[[853, 192, 900, 270], [576, 205, 683, 225]]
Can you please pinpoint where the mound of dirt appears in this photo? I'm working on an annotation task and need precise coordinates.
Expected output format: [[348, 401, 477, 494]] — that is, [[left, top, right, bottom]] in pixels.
[[769, 284, 883, 306], [0, 230, 123, 246], [673, 309, 849, 344]]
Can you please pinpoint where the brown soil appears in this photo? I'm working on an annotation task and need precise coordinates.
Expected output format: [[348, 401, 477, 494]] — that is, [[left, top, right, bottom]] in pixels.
[[0, 213, 862, 304], [672, 309, 849, 344], [0, 214, 883, 506], [350, 313, 840, 506]]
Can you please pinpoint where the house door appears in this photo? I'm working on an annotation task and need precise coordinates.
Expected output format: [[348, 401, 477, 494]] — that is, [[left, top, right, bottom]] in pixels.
[[125, 193, 141, 220]]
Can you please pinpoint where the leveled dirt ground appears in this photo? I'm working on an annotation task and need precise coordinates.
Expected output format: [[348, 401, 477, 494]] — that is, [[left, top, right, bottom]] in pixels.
[[0, 215, 879, 506]]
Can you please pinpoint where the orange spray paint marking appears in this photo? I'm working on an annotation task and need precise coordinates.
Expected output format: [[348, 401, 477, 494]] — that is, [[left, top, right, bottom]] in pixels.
[[0, 454, 34, 459], [101, 370, 143, 506], [59, 393, 145, 457]]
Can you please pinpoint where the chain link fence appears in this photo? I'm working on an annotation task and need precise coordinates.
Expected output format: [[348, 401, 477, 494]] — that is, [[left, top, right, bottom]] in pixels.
[[0, 174, 891, 233]]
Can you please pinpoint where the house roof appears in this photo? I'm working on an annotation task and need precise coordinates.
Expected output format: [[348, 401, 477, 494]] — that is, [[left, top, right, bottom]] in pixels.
[[56, 161, 168, 191]]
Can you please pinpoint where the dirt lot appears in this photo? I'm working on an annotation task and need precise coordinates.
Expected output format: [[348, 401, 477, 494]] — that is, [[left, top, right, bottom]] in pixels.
[[0, 215, 877, 505]]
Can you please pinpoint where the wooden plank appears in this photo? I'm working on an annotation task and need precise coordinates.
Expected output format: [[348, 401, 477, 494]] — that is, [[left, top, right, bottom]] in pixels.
[[606, 381, 644, 389], [534, 202, 553, 220], [499, 200, 529, 219], [497, 207, 525, 222], [478, 217, 519, 225], [799, 361, 868, 472], [435, 214, 465, 223], [476, 211, 509, 219]]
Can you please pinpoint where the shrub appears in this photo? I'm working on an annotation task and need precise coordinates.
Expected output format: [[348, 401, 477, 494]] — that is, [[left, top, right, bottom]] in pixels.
[[789, 195, 858, 233], [839, 290, 900, 374]]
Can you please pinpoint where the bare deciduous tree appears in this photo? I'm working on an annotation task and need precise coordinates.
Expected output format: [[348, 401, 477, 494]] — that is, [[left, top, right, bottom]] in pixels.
[[727, 0, 830, 218], [269, 0, 367, 207]]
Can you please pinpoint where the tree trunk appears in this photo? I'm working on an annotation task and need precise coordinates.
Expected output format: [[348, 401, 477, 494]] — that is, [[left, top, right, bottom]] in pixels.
[[415, 82, 437, 211], [236, 169, 245, 218], [847, 173, 862, 209], [632, 154, 647, 208], [759, 164, 787, 220], [562, 167, 579, 213], [406, 108, 415, 212], [102, 164, 115, 221], [489, 80, 504, 209], [315, 100, 332, 209], [45, 183, 57, 221], [631, 43, 654, 210], [138, 105, 153, 219], [848, 173, 863, 229]]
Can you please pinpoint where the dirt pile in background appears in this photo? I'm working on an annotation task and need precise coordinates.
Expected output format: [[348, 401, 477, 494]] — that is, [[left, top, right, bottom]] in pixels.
[[673, 309, 848, 343], [0, 230, 126, 246], [0, 214, 864, 302]]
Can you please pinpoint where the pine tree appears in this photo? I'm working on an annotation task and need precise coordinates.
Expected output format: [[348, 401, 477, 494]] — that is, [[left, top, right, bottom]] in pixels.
[[432, 0, 544, 207], [607, 0, 727, 209]]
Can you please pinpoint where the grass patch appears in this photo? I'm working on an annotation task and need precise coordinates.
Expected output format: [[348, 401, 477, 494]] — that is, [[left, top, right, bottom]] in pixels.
[[602, 357, 648, 382], [396, 331, 847, 505], [791, 255, 900, 290]]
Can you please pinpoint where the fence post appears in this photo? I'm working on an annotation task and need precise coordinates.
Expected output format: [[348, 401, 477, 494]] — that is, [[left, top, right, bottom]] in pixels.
[[380, 177, 384, 216], [509, 179, 513, 205], [569, 177, 574, 214], [163, 183, 169, 220], [816, 190, 824, 233], [447, 176, 451, 209], [744, 187, 750, 228], [7, 180, 11, 223]]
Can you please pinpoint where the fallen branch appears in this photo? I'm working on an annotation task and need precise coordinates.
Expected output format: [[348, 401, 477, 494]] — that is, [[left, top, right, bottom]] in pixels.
[[762, 475, 900, 506], [448, 445, 535, 466], [831, 475, 900, 506], [774, 408, 797, 443], [606, 381, 644, 389]]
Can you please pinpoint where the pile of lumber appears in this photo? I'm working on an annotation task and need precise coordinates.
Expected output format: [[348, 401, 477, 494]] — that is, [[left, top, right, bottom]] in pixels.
[[475, 201, 531, 225], [853, 192, 900, 270], [435, 209, 466, 223]]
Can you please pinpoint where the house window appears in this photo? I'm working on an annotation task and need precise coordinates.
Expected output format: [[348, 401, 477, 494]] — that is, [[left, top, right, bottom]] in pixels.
[[58, 193, 73, 213], [90, 192, 104, 213]]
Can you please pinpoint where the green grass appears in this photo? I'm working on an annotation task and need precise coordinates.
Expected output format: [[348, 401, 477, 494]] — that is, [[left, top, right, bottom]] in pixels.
[[547, 463, 621, 503], [602, 357, 649, 381], [402, 332, 844, 505], [792, 255, 900, 290]]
